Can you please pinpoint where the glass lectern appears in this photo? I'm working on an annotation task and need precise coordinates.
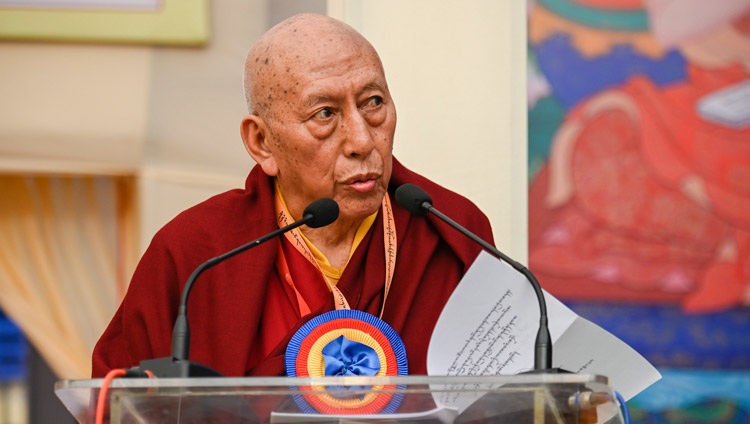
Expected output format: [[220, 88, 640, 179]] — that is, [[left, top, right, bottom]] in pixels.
[[55, 374, 624, 423]]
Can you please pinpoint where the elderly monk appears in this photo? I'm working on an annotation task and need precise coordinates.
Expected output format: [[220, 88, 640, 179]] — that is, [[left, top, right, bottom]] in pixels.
[[92, 13, 493, 377]]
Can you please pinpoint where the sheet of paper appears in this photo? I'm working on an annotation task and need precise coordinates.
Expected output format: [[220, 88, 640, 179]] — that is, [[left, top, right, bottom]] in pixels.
[[427, 252, 661, 409], [427, 252, 576, 377], [553, 316, 661, 399]]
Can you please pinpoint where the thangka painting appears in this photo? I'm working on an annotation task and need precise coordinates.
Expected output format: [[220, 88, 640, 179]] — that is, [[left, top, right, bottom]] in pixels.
[[527, 0, 750, 422]]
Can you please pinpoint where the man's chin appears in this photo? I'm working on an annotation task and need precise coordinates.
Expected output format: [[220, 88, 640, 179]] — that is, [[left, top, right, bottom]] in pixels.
[[338, 197, 384, 223]]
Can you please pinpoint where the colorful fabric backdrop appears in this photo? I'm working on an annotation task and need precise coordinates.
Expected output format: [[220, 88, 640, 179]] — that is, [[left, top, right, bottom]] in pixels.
[[527, 0, 750, 422]]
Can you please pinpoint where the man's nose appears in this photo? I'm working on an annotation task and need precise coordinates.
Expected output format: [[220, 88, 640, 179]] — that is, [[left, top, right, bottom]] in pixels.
[[342, 111, 375, 158]]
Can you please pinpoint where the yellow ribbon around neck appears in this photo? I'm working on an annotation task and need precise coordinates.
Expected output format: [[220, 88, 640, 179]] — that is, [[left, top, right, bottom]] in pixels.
[[274, 188, 397, 318]]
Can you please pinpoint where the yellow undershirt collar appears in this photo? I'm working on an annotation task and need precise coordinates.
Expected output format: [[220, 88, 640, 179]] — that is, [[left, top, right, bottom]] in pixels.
[[275, 180, 378, 284]]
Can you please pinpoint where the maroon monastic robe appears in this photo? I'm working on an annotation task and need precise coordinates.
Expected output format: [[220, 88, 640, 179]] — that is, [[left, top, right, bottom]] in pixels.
[[92, 158, 493, 377]]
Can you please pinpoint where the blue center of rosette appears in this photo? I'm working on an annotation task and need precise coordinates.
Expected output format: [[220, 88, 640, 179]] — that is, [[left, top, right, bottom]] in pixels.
[[322, 335, 381, 377]]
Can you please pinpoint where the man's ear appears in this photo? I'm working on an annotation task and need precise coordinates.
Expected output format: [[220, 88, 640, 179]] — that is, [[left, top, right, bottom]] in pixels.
[[240, 115, 279, 176]]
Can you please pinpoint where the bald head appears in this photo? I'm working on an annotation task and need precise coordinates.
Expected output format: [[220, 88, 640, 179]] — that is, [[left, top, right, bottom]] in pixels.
[[238, 13, 397, 228], [243, 13, 384, 120]]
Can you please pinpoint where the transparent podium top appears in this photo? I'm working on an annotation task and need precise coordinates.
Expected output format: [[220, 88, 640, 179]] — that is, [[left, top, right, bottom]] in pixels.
[[56, 373, 624, 423]]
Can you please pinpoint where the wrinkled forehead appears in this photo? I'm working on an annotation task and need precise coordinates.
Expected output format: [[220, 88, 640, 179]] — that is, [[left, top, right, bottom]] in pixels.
[[247, 15, 385, 95]]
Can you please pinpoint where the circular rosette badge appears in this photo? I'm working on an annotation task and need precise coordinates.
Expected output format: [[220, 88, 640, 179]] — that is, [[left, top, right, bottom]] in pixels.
[[285, 309, 408, 415]]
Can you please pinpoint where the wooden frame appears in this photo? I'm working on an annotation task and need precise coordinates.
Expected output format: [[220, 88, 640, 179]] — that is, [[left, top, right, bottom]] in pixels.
[[0, 0, 209, 45]]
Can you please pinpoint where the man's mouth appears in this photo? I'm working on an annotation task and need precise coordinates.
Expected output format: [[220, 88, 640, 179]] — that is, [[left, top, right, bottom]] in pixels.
[[344, 173, 380, 193], [349, 179, 377, 192]]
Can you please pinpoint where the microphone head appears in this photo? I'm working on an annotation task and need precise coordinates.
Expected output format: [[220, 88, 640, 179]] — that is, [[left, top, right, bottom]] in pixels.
[[303, 198, 339, 228], [395, 184, 433, 215]]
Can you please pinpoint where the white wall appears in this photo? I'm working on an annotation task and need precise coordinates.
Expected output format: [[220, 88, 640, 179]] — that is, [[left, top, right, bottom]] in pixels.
[[330, 0, 529, 261], [136, 0, 268, 248], [0, 1, 268, 252], [0, 43, 151, 172]]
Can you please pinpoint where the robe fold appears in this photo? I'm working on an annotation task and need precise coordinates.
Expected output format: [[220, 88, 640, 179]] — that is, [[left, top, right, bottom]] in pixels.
[[92, 158, 493, 377]]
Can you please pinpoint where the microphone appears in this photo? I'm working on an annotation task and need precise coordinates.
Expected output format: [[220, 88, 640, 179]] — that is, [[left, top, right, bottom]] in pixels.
[[139, 197, 339, 377], [394, 183, 553, 372]]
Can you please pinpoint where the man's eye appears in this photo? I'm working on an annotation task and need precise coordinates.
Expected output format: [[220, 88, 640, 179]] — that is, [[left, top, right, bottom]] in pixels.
[[313, 108, 334, 120], [364, 96, 383, 108]]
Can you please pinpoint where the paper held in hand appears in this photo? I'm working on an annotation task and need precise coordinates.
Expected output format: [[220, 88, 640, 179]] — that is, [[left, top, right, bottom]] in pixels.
[[427, 251, 661, 407]]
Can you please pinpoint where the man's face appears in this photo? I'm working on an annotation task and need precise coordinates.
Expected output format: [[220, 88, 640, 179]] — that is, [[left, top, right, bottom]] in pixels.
[[261, 41, 397, 223]]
